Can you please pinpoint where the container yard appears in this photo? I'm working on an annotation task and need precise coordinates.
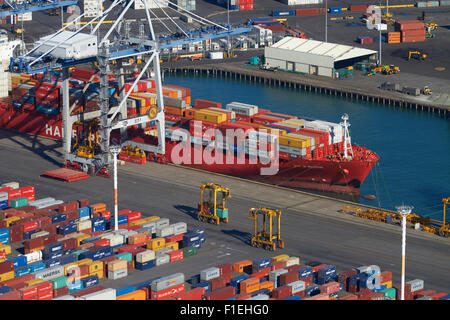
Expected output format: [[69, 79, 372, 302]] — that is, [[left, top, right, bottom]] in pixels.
[[0, 0, 449, 305]]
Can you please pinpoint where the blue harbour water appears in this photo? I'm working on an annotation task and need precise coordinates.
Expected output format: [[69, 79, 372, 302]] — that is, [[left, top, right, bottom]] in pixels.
[[163, 73, 450, 221]]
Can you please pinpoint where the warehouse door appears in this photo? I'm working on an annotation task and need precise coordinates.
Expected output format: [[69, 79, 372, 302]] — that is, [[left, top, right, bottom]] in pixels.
[[310, 65, 318, 75], [286, 61, 294, 71]]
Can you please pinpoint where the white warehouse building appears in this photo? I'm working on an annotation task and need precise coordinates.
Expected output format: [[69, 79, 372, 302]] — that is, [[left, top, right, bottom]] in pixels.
[[34, 31, 98, 60], [264, 37, 378, 78]]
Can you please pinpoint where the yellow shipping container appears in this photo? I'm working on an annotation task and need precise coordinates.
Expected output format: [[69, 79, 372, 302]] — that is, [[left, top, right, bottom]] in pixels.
[[64, 262, 80, 275], [89, 270, 103, 280], [129, 215, 159, 226], [165, 242, 179, 251], [144, 216, 160, 222], [0, 245, 12, 256], [381, 281, 392, 289], [26, 278, 43, 286], [75, 234, 91, 246], [77, 258, 93, 267], [116, 289, 146, 300], [0, 259, 4, 263], [0, 271, 15, 282], [272, 254, 290, 262], [194, 109, 227, 124], [147, 237, 165, 251], [279, 134, 310, 149], [4, 216, 21, 227], [88, 261, 103, 273], [134, 93, 157, 105], [259, 126, 287, 136], [259, 281, 274, 291]]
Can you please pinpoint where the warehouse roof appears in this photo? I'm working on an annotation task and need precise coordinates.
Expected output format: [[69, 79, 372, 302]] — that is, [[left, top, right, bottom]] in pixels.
[[271, 37, 377, 63]]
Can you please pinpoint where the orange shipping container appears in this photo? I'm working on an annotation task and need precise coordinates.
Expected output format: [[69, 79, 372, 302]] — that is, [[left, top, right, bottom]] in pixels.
[[233, 260, 252, 273], [259, 281, 274, 291], [128, 233, 147, 245], [116, 289, 146, 300], [90, 203, 107, 214], [240, 278, 260, 294]]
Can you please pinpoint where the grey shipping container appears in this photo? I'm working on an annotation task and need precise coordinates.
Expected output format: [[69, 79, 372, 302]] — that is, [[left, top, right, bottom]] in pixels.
[[155, 218, 170, 229], [381, 82, 401, 91], [151, 273, 185, 292], [402, 87, 420, 96], [440, 0, 450, 5], [201, 267, 220, 281], [155, 254, 170, 266], [416, 1, 439, 7]]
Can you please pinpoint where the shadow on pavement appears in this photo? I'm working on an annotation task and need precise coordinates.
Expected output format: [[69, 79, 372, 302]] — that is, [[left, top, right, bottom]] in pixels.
[[221, 229, 252, 246], [174, 204, 198, 220]]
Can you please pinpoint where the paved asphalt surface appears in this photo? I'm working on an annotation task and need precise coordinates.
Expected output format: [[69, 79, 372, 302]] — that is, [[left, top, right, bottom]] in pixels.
[[0, 128, 449, 293]]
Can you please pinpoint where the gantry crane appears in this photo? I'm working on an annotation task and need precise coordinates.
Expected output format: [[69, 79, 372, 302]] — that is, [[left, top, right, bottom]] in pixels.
[[439, 197, 450, 237], [197, 183, 231, 225], [9, 0, 252, 176], [248, 208, 284, 251]]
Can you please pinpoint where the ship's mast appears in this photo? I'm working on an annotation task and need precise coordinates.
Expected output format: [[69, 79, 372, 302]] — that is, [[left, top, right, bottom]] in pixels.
[[340, 113, 354, 159]]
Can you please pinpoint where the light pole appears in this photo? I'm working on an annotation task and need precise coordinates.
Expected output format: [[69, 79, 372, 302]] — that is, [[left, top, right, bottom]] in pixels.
[[110, 145, 121, 231], [325, 0, 328, 42], [396, 205, 413, 301]]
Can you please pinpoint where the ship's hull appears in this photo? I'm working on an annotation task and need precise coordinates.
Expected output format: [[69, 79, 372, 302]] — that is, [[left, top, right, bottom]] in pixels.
[[0, 107, 378, 195]]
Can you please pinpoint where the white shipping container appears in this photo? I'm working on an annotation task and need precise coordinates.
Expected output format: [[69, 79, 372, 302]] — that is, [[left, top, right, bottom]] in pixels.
[[171, 222, 187, 235], [109, 235, 124, 247], [29, 197, 55, 206], [155, 218, 170, 229], [1, 182, 19, 189], [30, 231, 50, 239], [151, 272, 185, 291], [201, 267, 220, 281], [34, 31, 98, 60], [34, 265, 64, 281], [0, 192, 7, 201], [37, 200, 63, 209], [136, 250, 155, 263], [108, 268, 128, 280], [284, 256, 300, 267], [209, 51, 224, 60], [77, 220, 92, 231], [156, 225, 174, 238], [156, 248, 173, 259], [269, 269, 288, 288], [155, 254, 170, 266], [407, 279, 424, 292], [81, 288, 117, 300], [288, 280, 306, 293], [247, 294, 269, 300], [52, 295, 77, 300], [25, 251, 42, 264]]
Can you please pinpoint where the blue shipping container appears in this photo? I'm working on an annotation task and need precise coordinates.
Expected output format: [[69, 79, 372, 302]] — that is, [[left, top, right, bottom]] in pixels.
[[0, 286, 12, 295], [23, 230, 37, 240], [0, 228, 9, 238], [329, 7, 342, 13], [253, 257, 271, 270], [68, 280, 83, 292], [78, 207, 91, 218], [285, 295, 302, 300], [81, 275, 99, 288], [193, 282, 210, 293], [230, 274, 250, 293], [60, 254, 76, 265], [133, 277, 161, 290], [44, 258, 62, 268], [9, 255, 27, 269], [0, 236, 10, 245], [15, 266, 31, 277], [51, 213, 66, 224], [45, 242, 64, 253], [29, 262, 46, 273], [305, 284, 320, 297], [116, 286, 136, 297], [0, 200, 8, 209], [273, 10, 295, 16], [43, 251, 63, 261], [296, 266, 313, 279], [135, 260, 156, 271]]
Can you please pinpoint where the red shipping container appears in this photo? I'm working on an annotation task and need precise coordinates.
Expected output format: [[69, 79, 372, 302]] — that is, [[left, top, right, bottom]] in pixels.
[[165, 234, 183, 243], [221, 272, 234, 284], [320, 281, 340, 295], [42, 234, 58, 246], [280, 271, 299, 285], [22, 221, 39, 233], [312, 264, 328, 273], [272, 286, 292, 300], [271, 261, 286, 271], [127, 225, 142, 232], [19, 286, 38, 300], [171, 287, 205, 300], [24, 237, 44, 250], [295, 8, 323, 16], [203, 286, 236, 300], [194, 99, 222, 110], [379, 271, 392, 283], [41, 224, 57, 235], [151, 283, 186, 300], [58, 201, 78, 213], [100, 210, 111, 220], [209, 277, 227, 291], [118, 244, 138, 254], [0, 260, 14, 274], [54, 286, 69, 298], [78, 199, 90, 207], [252, 114, 283, 126], [66, 210, 79, 221], [350, 5, 368, 11], [94, 239, 110, 247], [430, 292, 448, 300], [236, 293, 252, 300], [250, 267, 271, 279], [401, 29, 426, 37], [167, 250, 184, 262], [401, 36, 425, 43], [62, 238, 78, 250], [302, 276, 313, 287], [127, 211, 141, 223], [130, 247, 147, 259], [0, 274, 34, 287], [0, 290, 22, 300], [118, 209, 132, 216], [0, 187, 12, 193], [71, 286, 106, 298], [36, 281, 53, 296]]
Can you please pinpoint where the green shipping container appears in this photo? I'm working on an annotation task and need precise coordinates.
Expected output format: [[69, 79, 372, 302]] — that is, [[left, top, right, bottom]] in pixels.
[[215, 208, 228, 219], [181, 247, 197, 257], [10, 197, 28, 208], [51, 276, 68, 289], [381, 287, 396, 299], [73, 249, 89, 259], [115, 252, 132, 262]]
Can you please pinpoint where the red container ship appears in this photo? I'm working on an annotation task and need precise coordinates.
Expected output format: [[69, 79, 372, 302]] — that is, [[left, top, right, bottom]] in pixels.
[[0, 69, 379, 195]]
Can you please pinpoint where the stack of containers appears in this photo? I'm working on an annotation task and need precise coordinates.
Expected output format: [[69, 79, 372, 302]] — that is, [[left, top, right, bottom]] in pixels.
[[170, 0, 196, 11], [394, 20, 426, 43], [150, 273, 185, 300]]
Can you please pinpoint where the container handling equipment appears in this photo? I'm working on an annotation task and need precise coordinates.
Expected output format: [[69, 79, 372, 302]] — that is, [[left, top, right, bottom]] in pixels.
[[197, 183, 231, 225], [440, 197, 450, 237], [248, 208, 284, 251]]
